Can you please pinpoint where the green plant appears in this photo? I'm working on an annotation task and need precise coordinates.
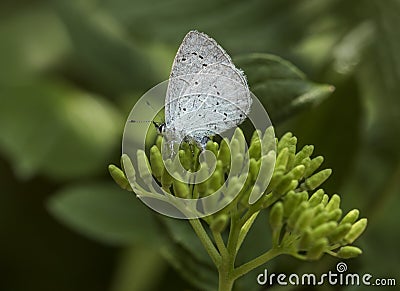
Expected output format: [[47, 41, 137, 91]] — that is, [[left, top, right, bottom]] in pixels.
[[109, 128, 367, 291], [47, 52, 369, 291]]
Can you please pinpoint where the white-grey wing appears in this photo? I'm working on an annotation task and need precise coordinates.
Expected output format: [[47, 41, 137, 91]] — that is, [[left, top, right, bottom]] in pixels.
[[170, 65, 251, 131], [165, 30, 249, 125], [165, 31, 251, 141]]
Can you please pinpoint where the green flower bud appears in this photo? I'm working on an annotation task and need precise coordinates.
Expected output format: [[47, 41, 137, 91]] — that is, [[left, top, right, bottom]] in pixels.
[[294, 208, 315, 233], [173, 173, 190, 198], [230, 138, 241, 157], [108, 164, 132, 191], [226, 178, 243, 198], [249, 158, 260, 181], [283, 191, 301, 218], [206, 140, 219, 157], [300, 157, 311, 169], [288, 201, 309, 229], [327, 208, 342, 222], [312, 203, 325, 215], [304, 156, 324, 178], [209, 170, 223, 192], [325, 194, 341, 212], [258, 151, 276, 187], [311, 221, 337, 239], [248, 139, 261, 160], [340, 209, 360, 225], [262, 126, 276, 155], [267, 171, 284, 192], [210, 214, 229, 233], [269, 202, 284, 231], [161, 160, 173, 190], [178, 149, 192, 171], [251, 129, 262, 145], [288, 165, 305, 181], [231, 153, 244, 176], [285, 137, 297, 170], [121, 154, 136, 183], [231, 128, 246, 155], [274, 174, 294, 196], [277, 132, 293, 153], [344, 218, 368, 244], [287, 180, 299, 193], [297, 228, 312, 250], [246, 184, 262, 205], [308, 189, 325, 207], [301, 169, 332, 191], [137, 150, 153, 185], [298, 191, 309, 203], [150, 145, 164, 181], [294, 145, 314, 167], [321, 194, 329, 206], [328, 223, 352, 244], [307, 238, 328, 260], [217, 138, 231, 172], [337, 246, 362, 259], [311, 211, 330, 227], [275, 147, 289, 172], [194, 162, 210, 195]]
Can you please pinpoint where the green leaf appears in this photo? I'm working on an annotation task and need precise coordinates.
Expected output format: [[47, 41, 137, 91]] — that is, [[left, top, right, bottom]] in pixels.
[[0, 8, 69, 85], [159, 217, 212, 266], [47, 182, 161, 245], [111, 246, 167, 291], [236, 53, 334, 124], [0, 80, 122, 180], [52, 0, 157, 96], [158, 217, 217, 290], [160, 242, 218, 291]]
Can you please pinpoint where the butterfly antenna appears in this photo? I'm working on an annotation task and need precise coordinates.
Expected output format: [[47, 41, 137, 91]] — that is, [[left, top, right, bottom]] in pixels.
[[129, 120, 153, 123]]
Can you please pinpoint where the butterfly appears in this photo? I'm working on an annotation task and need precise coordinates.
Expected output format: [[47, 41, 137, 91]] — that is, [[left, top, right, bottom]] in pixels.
[[156, 30, 252, 155]]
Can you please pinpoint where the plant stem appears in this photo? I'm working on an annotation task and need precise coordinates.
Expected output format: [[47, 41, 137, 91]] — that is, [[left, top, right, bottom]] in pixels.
[[189, 219, 221, 267], [212, 230, 228, 257], [218, 267, 235, 291], [232, 248, 283, 279]]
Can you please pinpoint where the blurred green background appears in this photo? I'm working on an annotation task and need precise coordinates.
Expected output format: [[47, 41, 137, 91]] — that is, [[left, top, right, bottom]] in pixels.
[[1, 0, 399, 290]]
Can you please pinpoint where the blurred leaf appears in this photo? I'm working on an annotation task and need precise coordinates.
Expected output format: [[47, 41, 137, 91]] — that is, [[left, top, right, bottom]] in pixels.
[[0, 7, 69, 84], [0, 80, 122, 180], [111, 246, 167, 291], [236, 53, 334, 124], [48, 182, 161, 245], [51, 0, 157, 97], [160, 217, 212, 265], [278, 77, 362, 193], [342, 0, 400, 211], [158, 218, 217, 290], [160, 241, 218, 291]]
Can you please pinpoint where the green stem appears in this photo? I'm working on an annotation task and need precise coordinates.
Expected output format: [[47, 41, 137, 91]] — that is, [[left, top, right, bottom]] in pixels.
[[232, 248, 283, 279], [189, 219, 221, 267], [218, 267, 235, 291], [217, 215, 242, 291], [212, 230, 228, 257]]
